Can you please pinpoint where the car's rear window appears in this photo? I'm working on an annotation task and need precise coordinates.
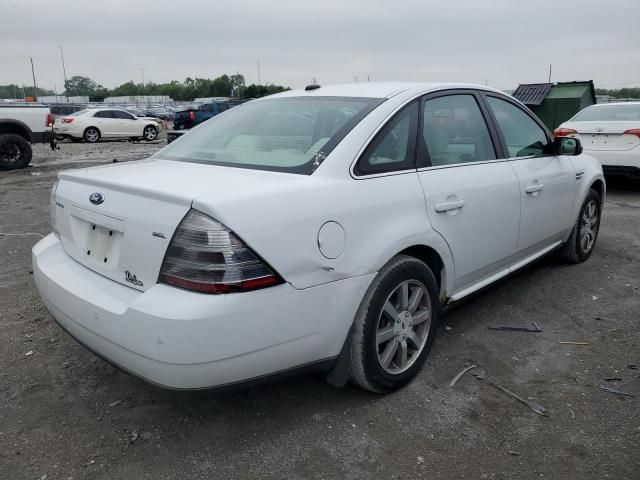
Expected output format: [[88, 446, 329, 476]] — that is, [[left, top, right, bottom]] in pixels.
[[157, 96, 383, 174], [573, 104, 640, 121]]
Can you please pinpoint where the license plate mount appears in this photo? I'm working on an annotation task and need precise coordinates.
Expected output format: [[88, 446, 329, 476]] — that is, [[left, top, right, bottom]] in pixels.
[[84, 223, 122, 269]]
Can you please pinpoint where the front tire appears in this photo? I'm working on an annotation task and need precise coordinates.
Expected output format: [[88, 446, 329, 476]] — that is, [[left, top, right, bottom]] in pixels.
[[143, 125, 158, 141], [350, 255, 440, 393], [83, 127, 100, 143], [559, 188, 602, 263], [0, 133, 32, 170]]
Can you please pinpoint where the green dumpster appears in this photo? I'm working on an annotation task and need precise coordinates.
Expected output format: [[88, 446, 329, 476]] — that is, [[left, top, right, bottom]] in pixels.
[[512, 81, 596, 131]]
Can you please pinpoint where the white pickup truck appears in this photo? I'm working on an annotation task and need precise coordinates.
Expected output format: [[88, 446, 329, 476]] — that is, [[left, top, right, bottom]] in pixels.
[[0, 104, 53, 170]]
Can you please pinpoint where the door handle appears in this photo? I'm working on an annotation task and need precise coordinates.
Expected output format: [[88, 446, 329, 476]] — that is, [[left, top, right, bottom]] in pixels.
[[435, 199, 465, 213], [525, 183, 544, 194]]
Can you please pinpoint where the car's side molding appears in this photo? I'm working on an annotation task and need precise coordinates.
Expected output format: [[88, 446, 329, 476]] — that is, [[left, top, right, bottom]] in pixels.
[[448, 241, 563, 302]]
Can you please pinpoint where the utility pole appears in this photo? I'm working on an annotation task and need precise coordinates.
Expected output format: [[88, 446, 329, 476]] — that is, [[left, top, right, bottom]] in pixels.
[[257, 59, 261, 85], [140, 68, 145, 98], [548, 64, 552, 83], [30, 57, 38, 102], [59, 46, 68, 101]]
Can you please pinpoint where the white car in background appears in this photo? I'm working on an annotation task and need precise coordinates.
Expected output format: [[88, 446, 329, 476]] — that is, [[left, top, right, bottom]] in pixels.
[[555, 102, 640, 178], [54, 108, 160, 143], [33, 83, 604, 393]]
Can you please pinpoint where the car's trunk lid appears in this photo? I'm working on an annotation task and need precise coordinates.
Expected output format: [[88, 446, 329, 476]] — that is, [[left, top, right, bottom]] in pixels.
[[54, 158, 297, 291], [566, 121, 640, 151]]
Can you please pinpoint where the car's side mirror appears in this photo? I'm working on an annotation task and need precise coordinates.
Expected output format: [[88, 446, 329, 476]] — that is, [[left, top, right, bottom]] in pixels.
[[554, 137, 582, 156]]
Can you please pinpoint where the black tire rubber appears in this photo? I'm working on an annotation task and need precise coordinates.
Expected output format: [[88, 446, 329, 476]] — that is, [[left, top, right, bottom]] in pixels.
[[558, 188, 602, 264], [349, 255, 440, 393], [0, 133, 33, 170], [83, 127, 100, 143]]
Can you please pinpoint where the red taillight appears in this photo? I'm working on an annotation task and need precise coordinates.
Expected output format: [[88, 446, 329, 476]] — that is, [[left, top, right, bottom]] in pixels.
[[623, 128, 640, 138], [188, 111, 196, 121], [62, 117, 74, 123], [158, 210, 282, 294], [554, 127, 577, 137], [46, 113, 54, 127]]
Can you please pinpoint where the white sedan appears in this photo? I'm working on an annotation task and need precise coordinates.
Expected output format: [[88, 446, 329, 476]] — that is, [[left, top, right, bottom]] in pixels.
[[555, 102, 640, 178], [54, 108, 160, 143], [33, 83, 605, 393]]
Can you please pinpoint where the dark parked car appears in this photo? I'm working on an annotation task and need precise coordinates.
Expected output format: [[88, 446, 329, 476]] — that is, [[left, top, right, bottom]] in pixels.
[[173, 99, 247, 130], [48, 104, 87, 118]]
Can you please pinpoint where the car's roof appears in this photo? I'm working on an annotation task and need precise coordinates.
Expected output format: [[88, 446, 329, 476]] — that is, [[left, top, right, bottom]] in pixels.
[[270, 82, 507, 99]]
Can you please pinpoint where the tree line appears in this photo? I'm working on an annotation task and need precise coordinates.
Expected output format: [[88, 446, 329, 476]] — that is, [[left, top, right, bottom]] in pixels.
[[0, 73, 290, 101], [594, 87, 640, 99]]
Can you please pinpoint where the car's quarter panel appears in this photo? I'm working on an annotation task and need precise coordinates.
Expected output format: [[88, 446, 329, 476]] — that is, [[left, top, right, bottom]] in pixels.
[[417, 162, 520, 292], [192, 172, 452, 291], [33, 234, 374, 388]]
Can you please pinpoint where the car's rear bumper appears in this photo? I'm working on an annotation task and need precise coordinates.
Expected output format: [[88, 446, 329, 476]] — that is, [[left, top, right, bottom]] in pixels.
[[583, 146, 640, 169], [32, 234, 373, 389]]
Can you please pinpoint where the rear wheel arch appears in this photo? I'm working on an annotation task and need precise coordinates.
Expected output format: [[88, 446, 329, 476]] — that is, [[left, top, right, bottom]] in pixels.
[[0, 121, 32, 142], [398, 245, 445, 294]]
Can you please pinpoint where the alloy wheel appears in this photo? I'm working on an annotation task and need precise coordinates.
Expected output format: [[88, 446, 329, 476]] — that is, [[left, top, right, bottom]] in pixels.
[[144, 127, 157, 140], [86, 129, 99, 142], [375, 280, 432, 374], [579, 199, 599, 253]]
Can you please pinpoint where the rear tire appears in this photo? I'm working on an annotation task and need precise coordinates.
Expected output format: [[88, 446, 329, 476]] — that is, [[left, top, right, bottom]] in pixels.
[[558, 188, 602, 264], [350, 255, 440, 393], [0, 133, 32, 170], [83, 127, 100, 143]]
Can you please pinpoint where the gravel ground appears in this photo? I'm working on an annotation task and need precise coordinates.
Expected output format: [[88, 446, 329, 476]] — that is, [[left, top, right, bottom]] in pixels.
[[0, 140, 639, 479]]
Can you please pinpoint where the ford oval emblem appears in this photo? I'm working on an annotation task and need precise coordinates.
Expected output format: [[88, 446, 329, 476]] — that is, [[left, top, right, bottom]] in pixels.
[[89, 192, 104, 205]]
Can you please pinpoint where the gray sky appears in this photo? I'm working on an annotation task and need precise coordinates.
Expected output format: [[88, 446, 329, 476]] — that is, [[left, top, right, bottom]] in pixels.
[[2, 0, 639, 92]]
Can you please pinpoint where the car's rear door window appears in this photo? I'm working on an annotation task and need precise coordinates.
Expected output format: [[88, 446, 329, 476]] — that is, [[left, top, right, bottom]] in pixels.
[[422, 94, 496, 166], [486, 96, 550, 158], [355, 102, 418, 175]]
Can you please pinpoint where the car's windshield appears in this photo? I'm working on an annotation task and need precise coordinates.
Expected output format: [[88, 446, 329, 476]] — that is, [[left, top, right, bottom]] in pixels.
[[157, 96, 383, 174], [70, 109, 89, 116], [573, 104, 640, 121]]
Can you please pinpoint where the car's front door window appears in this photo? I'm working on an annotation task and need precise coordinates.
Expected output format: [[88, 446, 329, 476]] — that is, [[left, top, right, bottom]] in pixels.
[[422, 94, 496, 166], [486, 96, 549, 158]]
